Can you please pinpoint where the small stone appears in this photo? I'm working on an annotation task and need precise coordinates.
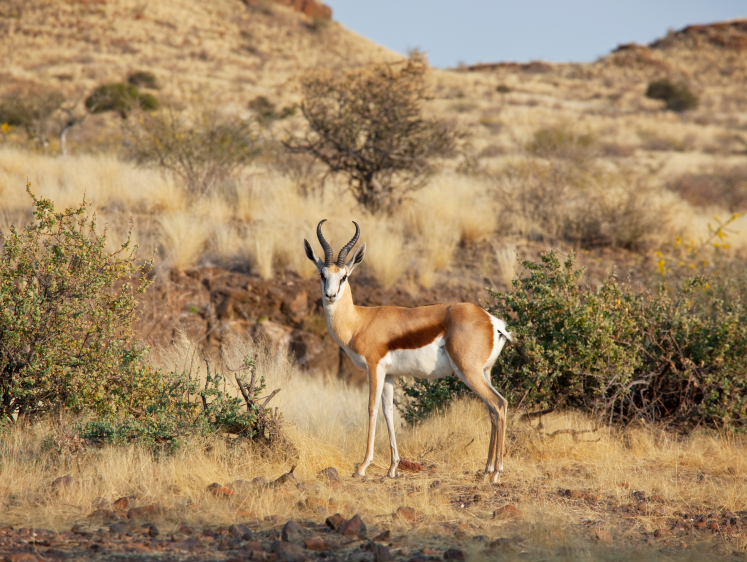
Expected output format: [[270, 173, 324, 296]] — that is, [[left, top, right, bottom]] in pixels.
[[326, 513, 344, 530], [654, 528, 671, 538], [339, 514, 367, 538], [372, 544, 391, 562], [395, 506, 417, 523], [631, 490, 647, 501], [177, 523, 195, 535], [282, 520, 303, 544], [472, 494, 483, 504], [318, 467, 340, 481], [148, 524, 160, 538], [110, 523, 127, 536], [493, 505, 522, 520], [6, 554, 40, 562], [244, 540, 264, 552], [50, 475, 77, 490], [563, 489, 583, 499], [112, 497, 134, 511], [171, 537, 198, 551], [304, 536, 327, 551], [229, 479, 255, 492], [127, 504, 163, 520], [206, 482, 222, 490], [595, 529, 612, 545], [272, 540, 308, 562], [229, 523, 253, 540], [398, 459, 423, 472], [709, 522, 720, 532], [443, 548, 465, 561], [88, 508, 119, 521], [373, 530, 390, 542], [210, 487, 235, 497]]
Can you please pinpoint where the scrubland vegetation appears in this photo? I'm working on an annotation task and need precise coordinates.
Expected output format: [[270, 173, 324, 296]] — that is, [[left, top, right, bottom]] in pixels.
[[1, 1, 747, 556]]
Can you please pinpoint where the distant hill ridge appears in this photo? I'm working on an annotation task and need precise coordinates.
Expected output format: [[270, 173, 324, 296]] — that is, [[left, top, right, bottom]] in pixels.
[[460, 19, 747, 73], [0, 0, 394, 111]]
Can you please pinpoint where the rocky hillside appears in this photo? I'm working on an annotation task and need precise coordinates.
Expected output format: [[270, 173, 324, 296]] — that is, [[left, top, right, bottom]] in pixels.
[[0, 0, 396, 112]]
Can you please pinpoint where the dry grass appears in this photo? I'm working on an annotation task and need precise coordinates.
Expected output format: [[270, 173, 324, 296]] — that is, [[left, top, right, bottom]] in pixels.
[[0, 149, 509, 286], [1, 338, 746, 559], [494, 244, 517, 288]]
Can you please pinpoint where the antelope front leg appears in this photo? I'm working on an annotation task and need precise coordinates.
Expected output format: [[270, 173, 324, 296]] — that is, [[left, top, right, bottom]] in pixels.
[[381, 375, 400, 478], [354, 362, 387, 478]]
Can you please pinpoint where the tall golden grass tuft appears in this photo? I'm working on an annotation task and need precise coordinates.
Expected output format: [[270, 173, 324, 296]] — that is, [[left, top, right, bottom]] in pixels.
[[158, 211, 209, 271], [359, 221, 408, 288], [494, 243, 517, 288]]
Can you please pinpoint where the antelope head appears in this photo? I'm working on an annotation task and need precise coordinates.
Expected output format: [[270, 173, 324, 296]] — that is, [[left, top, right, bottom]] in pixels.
[[304, 220, 366, 305]]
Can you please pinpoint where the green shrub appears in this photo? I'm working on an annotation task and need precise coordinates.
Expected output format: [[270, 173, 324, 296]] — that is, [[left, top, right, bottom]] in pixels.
[[86, 82, 159, 118], [79, 355, 286, 451], [127, 70, 159, 89], [0, 186, 154, 423], [248, 96, 296, 124], [402, 243, 747, 431], [645, 79, 698, 112]]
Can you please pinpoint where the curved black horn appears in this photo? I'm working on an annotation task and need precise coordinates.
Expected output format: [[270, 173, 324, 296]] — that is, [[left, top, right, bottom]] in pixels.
[[337, 221, 360, 267], [316, 219, 334, 267]]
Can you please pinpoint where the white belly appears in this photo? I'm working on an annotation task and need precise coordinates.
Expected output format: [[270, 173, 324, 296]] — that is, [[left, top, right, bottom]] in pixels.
[[384, 336, 453, 380]]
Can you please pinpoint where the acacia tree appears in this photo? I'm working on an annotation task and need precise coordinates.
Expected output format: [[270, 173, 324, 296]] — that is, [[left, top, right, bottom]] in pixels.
[[286, 57, 460, 214]]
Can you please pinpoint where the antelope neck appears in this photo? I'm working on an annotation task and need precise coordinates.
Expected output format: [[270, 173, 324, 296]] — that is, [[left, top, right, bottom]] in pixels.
[[323, 283, 360, 348]]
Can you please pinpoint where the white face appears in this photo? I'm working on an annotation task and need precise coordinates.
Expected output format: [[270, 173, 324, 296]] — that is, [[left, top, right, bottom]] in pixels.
[[319, 266, 348, 305], [304, 239, 366, 306]]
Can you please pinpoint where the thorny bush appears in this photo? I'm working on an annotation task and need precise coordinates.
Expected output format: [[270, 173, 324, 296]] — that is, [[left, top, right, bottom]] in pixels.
[[403, 217, 747, 431], [0, 186, 152, 423], [126, 108, 258, 198], [80, 355, 288, 455]]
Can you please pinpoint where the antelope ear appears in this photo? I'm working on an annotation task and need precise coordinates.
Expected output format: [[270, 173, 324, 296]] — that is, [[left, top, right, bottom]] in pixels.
[[345, 242, 366, 274], [304, 239, 324, 271]]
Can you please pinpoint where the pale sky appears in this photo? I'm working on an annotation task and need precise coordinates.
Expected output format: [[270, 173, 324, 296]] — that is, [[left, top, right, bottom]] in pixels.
[[324, 0, 747, 68]]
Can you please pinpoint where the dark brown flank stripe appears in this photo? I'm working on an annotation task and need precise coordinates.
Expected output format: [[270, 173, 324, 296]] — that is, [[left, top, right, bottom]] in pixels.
[[387, 323, 444, 351]]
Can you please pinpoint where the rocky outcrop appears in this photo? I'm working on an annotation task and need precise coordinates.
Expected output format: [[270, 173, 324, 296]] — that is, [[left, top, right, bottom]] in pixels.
[[140, 267, 477, 386], [244, 0, 332, 19], [651, 19, 747, 51]]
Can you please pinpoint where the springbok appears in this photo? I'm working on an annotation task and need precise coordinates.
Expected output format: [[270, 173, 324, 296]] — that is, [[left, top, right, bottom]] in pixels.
[[304, 220, 514, 483]]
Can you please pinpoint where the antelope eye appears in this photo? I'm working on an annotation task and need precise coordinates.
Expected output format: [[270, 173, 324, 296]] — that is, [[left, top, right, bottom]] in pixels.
[[341, 275, 347, 282]]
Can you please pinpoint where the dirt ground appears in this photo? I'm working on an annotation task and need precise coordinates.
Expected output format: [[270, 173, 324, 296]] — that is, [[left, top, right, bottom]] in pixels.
[[2, 464, 746, 562]]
